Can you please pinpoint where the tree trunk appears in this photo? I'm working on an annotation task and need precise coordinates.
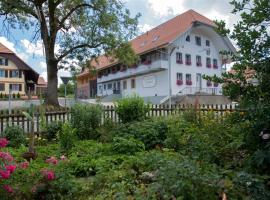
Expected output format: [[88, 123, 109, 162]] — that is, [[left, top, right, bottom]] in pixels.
[[45, 60, 59, 106]]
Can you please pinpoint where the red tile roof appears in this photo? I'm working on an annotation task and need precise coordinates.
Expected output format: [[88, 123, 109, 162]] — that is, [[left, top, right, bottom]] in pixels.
[[37, 77, 47, 85], [80, 9, 215, 76]]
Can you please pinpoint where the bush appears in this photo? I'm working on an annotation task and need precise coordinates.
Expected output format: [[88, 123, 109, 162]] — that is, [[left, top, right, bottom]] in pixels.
[[70, 104, 102, 140], [115, 95, 149, 123], [112, 137, 145, 155], [113, 118, 168, 150], [43, 121, 63, 141], [1, 125, 27, 147], [58, 123, 77, 153]]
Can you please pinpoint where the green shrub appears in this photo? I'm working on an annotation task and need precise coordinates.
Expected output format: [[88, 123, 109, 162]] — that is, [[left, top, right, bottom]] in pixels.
[[97, 118, 116, 143], [0, 92, 3, 99], [17, 92, 20, 99], [43, 121, 63, 141], [112, 137, 145, 155], [58, 123, 77, 153], [1, 125, 27, 147], [115, 95, 149, 123], [70, 103, 102, 140], [113, 118, 168, 150]]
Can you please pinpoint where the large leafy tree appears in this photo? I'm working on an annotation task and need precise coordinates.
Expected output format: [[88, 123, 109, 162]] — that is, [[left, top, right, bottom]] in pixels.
[[0, 0, 139, 106], [210, 0, 270, 106]]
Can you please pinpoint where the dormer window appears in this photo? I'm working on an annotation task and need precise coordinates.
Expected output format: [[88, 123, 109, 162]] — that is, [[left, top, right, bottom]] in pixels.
[[140, 41, 147, 47], [186, 35, 190, 42], [195, 36, 201, 46], [153, 36, 160, 42], [206, 40, 210, 47]]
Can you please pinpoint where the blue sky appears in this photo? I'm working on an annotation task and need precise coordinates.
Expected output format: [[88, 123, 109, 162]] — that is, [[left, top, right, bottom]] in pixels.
[[0, 0, 239, 83]]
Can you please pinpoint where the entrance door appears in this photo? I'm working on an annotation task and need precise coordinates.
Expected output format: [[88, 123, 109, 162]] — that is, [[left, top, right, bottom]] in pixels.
[[196, 73, 202, 91], [89, 79, 97, 98]]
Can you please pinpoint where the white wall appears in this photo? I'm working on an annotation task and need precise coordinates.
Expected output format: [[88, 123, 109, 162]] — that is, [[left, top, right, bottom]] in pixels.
[[122, 71, 169, 97]]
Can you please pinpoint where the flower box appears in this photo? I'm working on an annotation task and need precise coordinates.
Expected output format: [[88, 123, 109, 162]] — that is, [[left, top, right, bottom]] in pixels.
[[186, 80, 192, 85], [176, 80, 183, 85], [185, 61, 191, 65], [120, 66, 127, 72], [176, 60, 183, 64], [206, 64, 212, 68], [214, 83, 219, 87], [213, 64, 218, 69], [207, 82, 212, 87]]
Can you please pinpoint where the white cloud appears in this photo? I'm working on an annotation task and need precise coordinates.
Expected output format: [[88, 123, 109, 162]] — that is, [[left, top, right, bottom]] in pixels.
[[138, 24, 154, 33], [40, 61, 47, 69], [21, 39, 44, 56], [0, 36, 17, 53], [148, 0, 185, 17]]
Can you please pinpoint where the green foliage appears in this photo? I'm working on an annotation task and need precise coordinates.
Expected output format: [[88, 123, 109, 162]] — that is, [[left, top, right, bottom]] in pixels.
[[1, 125, 27, 147], [44, 121, 63, 141], [58, 123, 77, 153], [113, 118, 168, 150], [58, 82, 74, 97], [17, 92, 20, 99], [115, 95, 149, 123], [112, 137, 145, 155], [70, 104, 102, 140]]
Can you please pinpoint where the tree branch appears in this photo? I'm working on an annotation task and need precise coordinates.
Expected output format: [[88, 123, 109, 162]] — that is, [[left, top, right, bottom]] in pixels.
[[57, 3, 94, 30], [56, 42, 103, 61]]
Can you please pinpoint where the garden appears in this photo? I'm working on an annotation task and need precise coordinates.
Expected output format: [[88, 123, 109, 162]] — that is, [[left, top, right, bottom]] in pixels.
[[0, 95, 270, 200]]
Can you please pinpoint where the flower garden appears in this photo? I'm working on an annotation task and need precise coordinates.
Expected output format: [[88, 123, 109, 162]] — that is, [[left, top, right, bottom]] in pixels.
[[0, 96, 270, 200]]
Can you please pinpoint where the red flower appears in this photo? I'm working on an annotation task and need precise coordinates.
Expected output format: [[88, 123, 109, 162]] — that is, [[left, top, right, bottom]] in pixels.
[[0, 169, 11, 179], [0, 138, 8, 148], [5, 165, 16, 174], [0, 152, 13, 162], [46, 156, 58, 165], [41, 169, 55, 181], [3, 185, 13, 193], [19, 161, 29, 169]]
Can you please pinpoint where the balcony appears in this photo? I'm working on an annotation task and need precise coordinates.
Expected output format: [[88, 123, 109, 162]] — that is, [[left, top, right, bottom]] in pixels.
[[97, 59, 168, 83]]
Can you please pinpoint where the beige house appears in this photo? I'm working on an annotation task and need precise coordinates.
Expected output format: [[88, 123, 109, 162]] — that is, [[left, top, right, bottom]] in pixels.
[[0, 43, 39, 96]]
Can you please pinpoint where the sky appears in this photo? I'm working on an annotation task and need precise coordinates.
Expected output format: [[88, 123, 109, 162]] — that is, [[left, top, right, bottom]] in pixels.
[[0, 0, 240, 83]]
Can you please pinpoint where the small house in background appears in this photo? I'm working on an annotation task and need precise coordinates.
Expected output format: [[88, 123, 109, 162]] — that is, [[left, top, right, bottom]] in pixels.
[[0, 42, 39, 96], [35, 76, 47, 96]]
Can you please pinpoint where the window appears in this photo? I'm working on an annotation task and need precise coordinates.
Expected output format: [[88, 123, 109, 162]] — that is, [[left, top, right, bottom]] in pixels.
[[185, 54, 191, 65], [10, 70, 19, 78], [195, 36, 201, 46], [196, 55, 202, 66], [176, 73, 183, 85], [131, 79, 136, 89], [0, 58, 8, 66], [176, 52, 183, 64], [206, 57, 211, 68], [0, 69, 5, 77], [0, 83, 4, 91], [98, 85, 102, 91], [103, 84, 106, 90], [123, 80, 127, 90], [186, 74, 192, 85], [9, 84, 21, 91], [206, 40, 210, 47], [107, 83, 112, 90], [213, 59, 218, 69], [186, 35, 190, 42]]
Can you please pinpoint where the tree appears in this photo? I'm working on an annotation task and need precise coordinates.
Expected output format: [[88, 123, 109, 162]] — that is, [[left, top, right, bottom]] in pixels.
[[208, 0, 270, 106], [0, 0, 139, 106]]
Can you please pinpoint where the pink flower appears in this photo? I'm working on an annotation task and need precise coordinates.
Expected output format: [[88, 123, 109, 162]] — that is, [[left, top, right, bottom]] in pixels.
[[5, 165, 16, 174], [19, 161, 29, 169], [3, 185, 13, 193], [41, 169, 55, 181], [0, 138, 9, 148], [0, 169, 11, 179], [0, 152, 14, 162], [46, 156, 58, 165], [60, 155, 66, 161]]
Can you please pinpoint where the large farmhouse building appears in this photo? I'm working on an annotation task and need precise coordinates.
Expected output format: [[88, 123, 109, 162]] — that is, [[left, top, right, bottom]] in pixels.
[[0, 43, 39, 96], [77, 10, 235, 103]]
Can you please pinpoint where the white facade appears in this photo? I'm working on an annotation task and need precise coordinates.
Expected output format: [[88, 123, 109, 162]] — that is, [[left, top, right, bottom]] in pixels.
[[96, 25, 233, 99]]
